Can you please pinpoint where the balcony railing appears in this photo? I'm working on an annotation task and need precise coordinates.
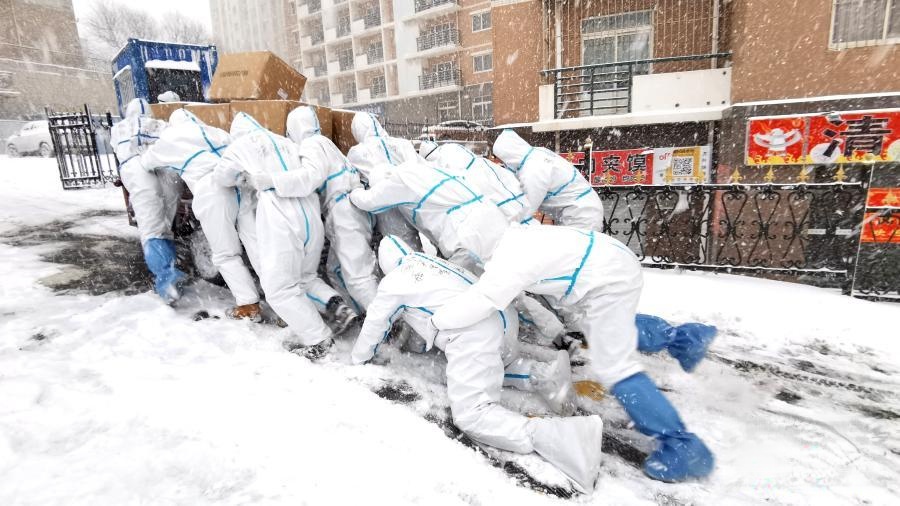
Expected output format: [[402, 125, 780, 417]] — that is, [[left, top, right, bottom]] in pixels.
[[337, 16, 352, 38], [371, 76, 386, 98], [308, 0, 321, 14], [416, 29, 459, 52], [363, 9, 381, 29], [313, 65, 326, 77], [414, 0, 457, 13], [419, 67, 460, 90], [342, 86, 357, 104], [366, 44, 384, 64], [541, 53, 731, 119], [338, 50, 354, 71], [310, 30, 325, 45]]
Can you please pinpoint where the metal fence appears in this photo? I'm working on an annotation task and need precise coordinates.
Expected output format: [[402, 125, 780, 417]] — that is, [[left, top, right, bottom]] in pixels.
[[564, 152, 897, 300], [46, 105, 118, 189]]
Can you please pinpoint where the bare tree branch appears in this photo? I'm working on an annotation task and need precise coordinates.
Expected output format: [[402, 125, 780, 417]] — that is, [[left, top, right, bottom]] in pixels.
[[159, 11, 211, 45], [81, 0, 159, 56]]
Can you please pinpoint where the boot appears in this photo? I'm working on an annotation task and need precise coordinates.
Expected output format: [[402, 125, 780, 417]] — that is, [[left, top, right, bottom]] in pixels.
[[143, 238, 185, 304], [285, 338, 334, 361], [636, 314, 717, 373], [225, 302, 262, 322], [612, 372, 714, 482], [530, 416, 604, 494], [326, 297, 359, 336], [530, 350, 576, 416]]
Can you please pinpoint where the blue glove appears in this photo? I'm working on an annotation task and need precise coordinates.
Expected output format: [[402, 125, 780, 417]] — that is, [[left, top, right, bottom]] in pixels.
[[636, 314, 717, 373]]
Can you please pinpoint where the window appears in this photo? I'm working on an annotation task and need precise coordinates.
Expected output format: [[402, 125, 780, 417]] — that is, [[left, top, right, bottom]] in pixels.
[[438, 99, 458, 122], [473, 52, 493, 73], [582, 10, 652, 70], [472, 11, 491, 32], [472, 93, 493, 121], [831, 0, 900, 48]]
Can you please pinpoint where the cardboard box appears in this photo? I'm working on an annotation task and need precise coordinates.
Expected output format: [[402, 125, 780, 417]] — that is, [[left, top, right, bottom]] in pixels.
[[185, 103, 232, 131], [148, 102, 187, 121], [230, 100, 333, 138], [331, 108, 358, 155], [209, 51, 307, 102]]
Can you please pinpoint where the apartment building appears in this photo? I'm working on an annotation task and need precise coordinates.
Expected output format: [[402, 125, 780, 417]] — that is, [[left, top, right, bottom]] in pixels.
[[0, 0, 115, 121], [292, 0, 495, 125], [210, 0, 295, 62]]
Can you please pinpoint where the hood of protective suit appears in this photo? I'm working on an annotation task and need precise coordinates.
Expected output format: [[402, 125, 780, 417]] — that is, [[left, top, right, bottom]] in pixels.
[[231, 112, 260, 140], [431, 143, 473, 171], [493, 129, 533, 171], [124, 98, 151, 119], [168, 108, 200, 126], [378, 235, 412, 275], [286, 106, 321, 144], [351, 112, 388, 143], [418, 140, 439, 160]]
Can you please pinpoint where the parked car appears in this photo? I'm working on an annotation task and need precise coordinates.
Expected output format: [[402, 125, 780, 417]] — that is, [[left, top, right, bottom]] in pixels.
[[418, 120, 487, 142], [6, 121, 53, 157]]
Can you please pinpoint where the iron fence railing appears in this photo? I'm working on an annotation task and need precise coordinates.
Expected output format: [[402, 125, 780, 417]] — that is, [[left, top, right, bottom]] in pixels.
[[416, 29, 459, 52], [419, 68, 460, 90], [46, 105, 118, 189], [542, 53, 731, 119], [414, 0, 457, 13]]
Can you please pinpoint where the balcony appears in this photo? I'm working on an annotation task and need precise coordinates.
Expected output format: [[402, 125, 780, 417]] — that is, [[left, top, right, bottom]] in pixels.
[[309, 29, 325, 46], [364, 10, 381, 29], [416, 29, 459, 52], [341, 86, 357, 104], [419, 67, 460, 91], [414, 0, 457, 13], [308, 0, 321, 14], [304, 63, 327, 79], [371, 76, 386, 98], [363, 43, 384, 65], [337, 16, 352, 38], [537, 53, 732, 131]]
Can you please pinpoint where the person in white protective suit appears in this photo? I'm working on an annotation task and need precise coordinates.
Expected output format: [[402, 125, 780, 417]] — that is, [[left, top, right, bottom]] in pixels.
[[346, 112, 422, 250], [112, 98, 184, 303], [140, 109, 262, 319], [216, 112, 358, 359], [348, 159, 509, 273], [351, 236, 605, 494], [419, 140, 529, 224], [493, 129, 605, 230], [430, 225, 716, 483], [284, 106, 378, 312]]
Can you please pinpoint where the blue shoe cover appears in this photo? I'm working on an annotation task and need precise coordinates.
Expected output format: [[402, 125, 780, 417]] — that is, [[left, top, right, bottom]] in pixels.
[[644, 433, 715, 482], [669, 323, 717, 373], [635, 314, 717, 373], [143, 239, 186, 303], [612, 373, 714, 482]]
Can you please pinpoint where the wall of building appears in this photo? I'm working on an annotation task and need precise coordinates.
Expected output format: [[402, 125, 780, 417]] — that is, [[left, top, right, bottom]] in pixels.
[[730, 0, 900, 102], [491, 0, 544, 125], [210, 0, 293, 61]]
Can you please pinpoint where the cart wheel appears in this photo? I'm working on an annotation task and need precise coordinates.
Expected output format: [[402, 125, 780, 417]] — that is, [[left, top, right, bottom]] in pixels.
[[39, 142, 53, 158], [6, 145, 18, 157]]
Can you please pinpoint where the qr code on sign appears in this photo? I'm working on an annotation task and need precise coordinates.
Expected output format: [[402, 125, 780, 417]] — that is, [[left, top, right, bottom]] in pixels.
[[672, 156, 694, 177]]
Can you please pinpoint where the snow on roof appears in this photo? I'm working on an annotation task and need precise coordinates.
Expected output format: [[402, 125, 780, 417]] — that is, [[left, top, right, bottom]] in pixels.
[[734, 91, 900, 108], [112, 65, 131, 81], [144, 60, 200, 72]]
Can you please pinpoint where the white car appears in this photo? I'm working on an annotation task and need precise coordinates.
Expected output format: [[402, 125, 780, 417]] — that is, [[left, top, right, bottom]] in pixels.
[[6, 121, 53, 157]]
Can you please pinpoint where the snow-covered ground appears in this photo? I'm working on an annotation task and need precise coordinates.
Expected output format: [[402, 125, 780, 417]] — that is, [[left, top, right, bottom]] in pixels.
[[1, 156, 898, 505]]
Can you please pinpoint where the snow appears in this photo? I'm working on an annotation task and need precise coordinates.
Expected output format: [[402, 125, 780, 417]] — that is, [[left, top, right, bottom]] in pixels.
[[1, 157, 899, 505], [734, 91, 900, 107], [144, 60, 201, 72]]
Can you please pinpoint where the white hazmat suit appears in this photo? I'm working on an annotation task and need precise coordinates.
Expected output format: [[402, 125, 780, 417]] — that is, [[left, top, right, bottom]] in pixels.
[[346, 113, 422, 250], [112, 98, 184, 301], [217, 112, 341, 347], [349, 160, 508, 271], [140, 109, 262, 308], [352, 236, 604, 493], [421, 141, 529, 224], [493, 130, 604, 230], [285, 106, 378, 312], [431, 225, 715, 483]]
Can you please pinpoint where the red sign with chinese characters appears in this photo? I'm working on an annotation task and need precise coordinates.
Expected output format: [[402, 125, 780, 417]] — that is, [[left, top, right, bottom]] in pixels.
[[590, 149, 654, 185], [561, 152, 587, 179], [808, 112, 900, 163], [746, 109, 900, 165], [860, 212, 900, 244]]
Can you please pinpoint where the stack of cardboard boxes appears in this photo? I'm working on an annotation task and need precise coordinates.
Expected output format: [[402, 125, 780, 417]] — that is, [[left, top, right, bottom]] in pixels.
[[149, 51, 359, 154]]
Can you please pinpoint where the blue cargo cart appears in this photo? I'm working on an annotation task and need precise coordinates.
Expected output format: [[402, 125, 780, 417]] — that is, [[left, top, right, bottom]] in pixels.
[[111, 39, 218, 116]]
